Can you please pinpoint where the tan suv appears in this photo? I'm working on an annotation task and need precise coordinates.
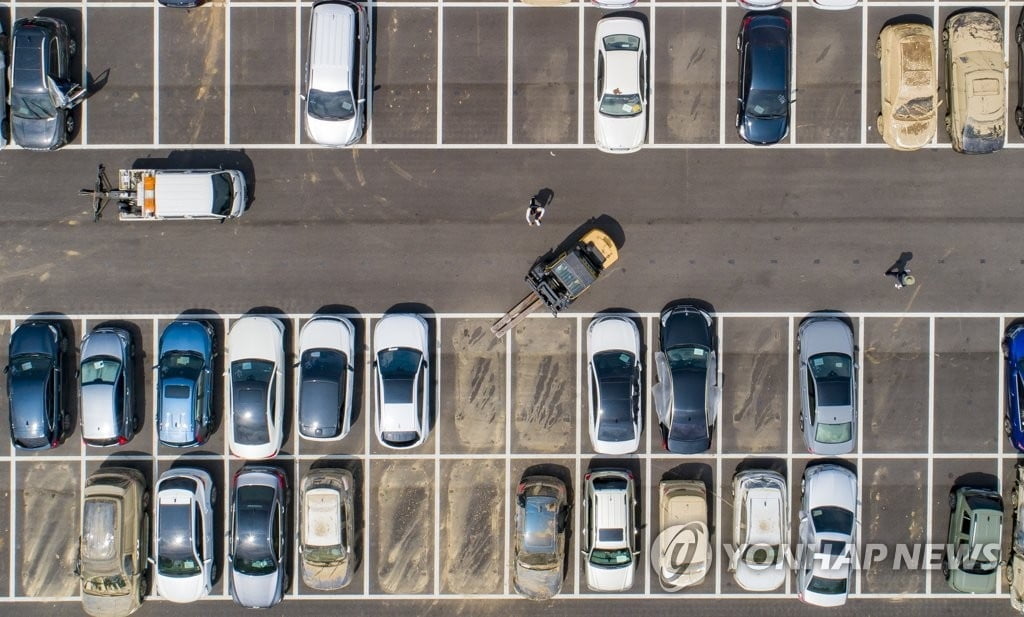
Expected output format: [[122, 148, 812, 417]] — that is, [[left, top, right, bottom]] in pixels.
[[943, 11, 1005, 154], [876, 23, 936, 150], [76, 467, 149, 617]]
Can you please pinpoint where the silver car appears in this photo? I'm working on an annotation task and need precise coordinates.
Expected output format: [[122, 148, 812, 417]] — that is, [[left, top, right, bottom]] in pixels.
[[797, 317, 857, 454], [299, 469, 356, 590], [152, 468, 216, 603], [79, 326, 136, 447], [229, 466, 289, 608]]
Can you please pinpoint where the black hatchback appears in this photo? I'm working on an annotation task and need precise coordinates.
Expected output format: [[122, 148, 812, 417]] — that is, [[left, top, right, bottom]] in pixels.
[[10, 17, 86, 150], [736, 13, 791, 145], [5, 321, 67, 449]]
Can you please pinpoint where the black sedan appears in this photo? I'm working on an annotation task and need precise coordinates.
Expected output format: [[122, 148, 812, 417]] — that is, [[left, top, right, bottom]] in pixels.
[[6, 321, 67, 449], [654, 306, 719, 454], [736, 13, 791, 145]]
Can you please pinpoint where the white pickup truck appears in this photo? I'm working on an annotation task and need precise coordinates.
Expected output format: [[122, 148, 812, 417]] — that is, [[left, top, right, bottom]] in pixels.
[[82, 166, 247, 221]]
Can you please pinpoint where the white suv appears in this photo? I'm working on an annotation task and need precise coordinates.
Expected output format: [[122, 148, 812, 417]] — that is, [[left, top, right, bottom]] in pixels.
[[582, 469, 638, 591]]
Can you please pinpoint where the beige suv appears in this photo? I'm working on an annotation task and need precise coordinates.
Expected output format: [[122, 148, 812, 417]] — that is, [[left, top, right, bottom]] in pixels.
[[943, 11, 1005, 154], [876, 23, 936, 150], [76, 467, 150, 617]]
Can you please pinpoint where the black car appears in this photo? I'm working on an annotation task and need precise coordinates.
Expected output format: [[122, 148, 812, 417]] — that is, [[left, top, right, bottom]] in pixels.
[[654, 306, 718, 454], [736, 13, 791, 145], [5, 321, 67, 449], [10, 17, 86, 151]]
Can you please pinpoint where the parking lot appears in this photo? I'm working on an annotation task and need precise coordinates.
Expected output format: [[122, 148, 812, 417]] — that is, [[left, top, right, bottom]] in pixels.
[[3, 0, 1024, 148], [0, 310, 1019, 608]]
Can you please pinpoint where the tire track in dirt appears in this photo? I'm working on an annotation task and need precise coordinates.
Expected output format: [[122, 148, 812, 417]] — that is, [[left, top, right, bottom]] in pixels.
[[451, 321, 505, 452], [729, 322, 785, 452], [441, 460, 503, 593], [375, 460, 432, 594], [19, 462, 79, 597], [512, 320, 575, 452]]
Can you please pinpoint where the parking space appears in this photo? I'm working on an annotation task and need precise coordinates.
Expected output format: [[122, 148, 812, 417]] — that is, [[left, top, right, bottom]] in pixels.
[[579, 457, 644, 594], [512, 7, 579, 145], [14, 459, 80, 598], [369, 458, 433, 594], [508, 457, 576, 594], [933, 318, 999, 453], [441, 8, 507, 144], [793, 8, 862, 144], [86, 8, 155, 145], [860, 458, 928, 594], [0, 461, 9, 597], [862, 317, 929, 453], [721, 317, 788, 455], [510, 319, 577, 454], [158, 7, 226, 145], [439, 458, 504, 594], [229, 8, 296, 145], [439, 318, 506, 454], [652, 7, 721, 144], [370, 7, 438, 144]]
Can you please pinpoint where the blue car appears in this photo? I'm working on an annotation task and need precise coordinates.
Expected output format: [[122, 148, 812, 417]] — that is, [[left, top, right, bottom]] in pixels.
[[1004, 325, 1024, 451], [158, 320, 215, 447], [6, 321, 67, 449], [736, 13, 791, 145]]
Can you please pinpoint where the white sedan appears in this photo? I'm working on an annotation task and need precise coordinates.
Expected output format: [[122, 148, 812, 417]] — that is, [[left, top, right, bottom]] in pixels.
[[227, 316, 285, 459], [374, 314, 431, 449], [594, 16, 647, 154], [796, 464, 857, 607], [153, 468, 216, 603], [297, 316, 355, 441], [730, 470, 788, 591], [587, 315, 642, 454]]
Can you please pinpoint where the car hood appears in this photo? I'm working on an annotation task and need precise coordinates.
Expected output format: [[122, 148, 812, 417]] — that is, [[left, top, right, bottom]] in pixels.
[[799, 319, 853, 357], [589, 317, 639, 354], [596, 112, 646, 153], [374, 314, 428, 354], [81, 385, 117, 439], [83, 331, 127, 360], [740, 113, 788, 145], [12, 115, 60, 150], [232, 571, 282, 608], [884, 117, 935, 150], [658, 522, 710, 589], [301, 557, 352, 591], [156, 572, 207, 603], [230, 318, 282, 362], [306, 114, 360, 147], [661, 309, 712, 350], [585, 561, 634, 591], [81, 589, 140, 617], [11, 323, 58, 356], [160, 322, 210, 357], [514, 562, 563, 600], [806, 466, 857, 513]]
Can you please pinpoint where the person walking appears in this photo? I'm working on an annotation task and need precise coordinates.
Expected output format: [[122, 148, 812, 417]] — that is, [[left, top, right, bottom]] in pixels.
[[885, 264, 915, 289], [526, 197, 545, 226]]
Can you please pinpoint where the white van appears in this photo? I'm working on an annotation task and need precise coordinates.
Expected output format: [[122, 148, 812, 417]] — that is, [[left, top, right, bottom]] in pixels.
[[116, 168, 247, 220], [302, 0, 368, 147]]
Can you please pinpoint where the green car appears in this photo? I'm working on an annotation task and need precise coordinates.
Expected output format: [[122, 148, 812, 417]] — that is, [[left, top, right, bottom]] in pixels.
[[943, 486, 1003, 593]]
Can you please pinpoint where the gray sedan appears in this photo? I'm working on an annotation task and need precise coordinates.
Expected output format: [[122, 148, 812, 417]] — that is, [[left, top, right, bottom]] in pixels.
[[229, 466, 289, 608], [79, 326, 136, 447], [797, 317, 857, 454]]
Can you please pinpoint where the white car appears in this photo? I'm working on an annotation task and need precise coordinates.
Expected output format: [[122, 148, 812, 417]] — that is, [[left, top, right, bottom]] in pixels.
[[297, 316, 355, 441], [373, 314, 431, 449], [587, 316, 642, 455], [796, 464, 857, 607], [810, 0, 857, 9], [152, 468, 216, 603], [228, 317, 286, 459], [592, 0, 636, 7], [582, 469, 638, 592], [303, 0, 368, 146], [730, 470, 788, 592], [655, 480, 710, 591], [736, 0, 783, 9], [594, 17, 647, 154]]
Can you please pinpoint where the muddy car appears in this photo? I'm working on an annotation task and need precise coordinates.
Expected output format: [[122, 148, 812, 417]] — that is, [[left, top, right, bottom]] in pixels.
[[76, 467, 150, 617], [876, 23, 936, 150], [299, 469, 357, 590], [1007, 464, 1024, 611], [943, 11, 1005, 154]]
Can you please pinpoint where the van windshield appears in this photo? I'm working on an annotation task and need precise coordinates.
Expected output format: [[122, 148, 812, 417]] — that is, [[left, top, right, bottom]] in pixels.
[[308, 90, 357, 122], [210, 173, 234, 217]]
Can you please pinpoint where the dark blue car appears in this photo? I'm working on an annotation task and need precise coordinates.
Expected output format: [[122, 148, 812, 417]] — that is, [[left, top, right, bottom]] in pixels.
[[1004, 325, 1024, 450], [655, 305, 719, 454], [158, 320, 215, 447], [6, 321, 67, 449], [736, 13, 791, 145]]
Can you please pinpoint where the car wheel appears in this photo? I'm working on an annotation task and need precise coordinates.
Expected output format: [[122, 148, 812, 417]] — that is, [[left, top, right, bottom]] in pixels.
[[68, 39, 77, 57], [1017, 25, 1024, 46], [1008, 561, 1016, 584], [1016, 107, 1024, 131], [65, 115, 75, 138], [940, 29, 949, 47], [941, 556, 950, 579], [873, 38, 881, 59], [875, 114, 884, 136], [735, 34, 741, 52], [948, 491, 956, 510], [944, 115, 952, 136]]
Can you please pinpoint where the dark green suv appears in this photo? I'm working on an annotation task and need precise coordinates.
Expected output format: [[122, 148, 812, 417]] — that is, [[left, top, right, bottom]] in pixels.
[[943, 486, 1003, 593]]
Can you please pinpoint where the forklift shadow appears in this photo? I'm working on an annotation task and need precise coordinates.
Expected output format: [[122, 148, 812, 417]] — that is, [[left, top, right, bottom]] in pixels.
[[536, 214, 625, 267], [132, 150, 257, 212]]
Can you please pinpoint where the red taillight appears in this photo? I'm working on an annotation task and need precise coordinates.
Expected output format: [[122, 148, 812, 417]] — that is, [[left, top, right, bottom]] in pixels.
[[742, 15, 754, 28], [781, 16, 791, 26], [516, 482, 526, 494], [275, 470, 287, 489], [584, 473, 592, 481], [50, 438, 60, 449], [117, 436, 128, 446]]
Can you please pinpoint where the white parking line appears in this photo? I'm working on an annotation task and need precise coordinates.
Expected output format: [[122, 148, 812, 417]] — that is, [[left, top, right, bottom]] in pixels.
[[53, 141, 1024, 150], [8, 317, 16, 599], [365, 0, 375, 145], [436, 0, 444, 145], [578, 0, 585, 145], [225, 0, 233, 144], [789, 0, 797, 145], [506, 0, 514, 145], [503, 329, 512, 595], [573, 315, 582, 595], [925, 316, 935, 595], [855, 316, 864, 595], [996, 315, 1005, 595], [433, 319, 441, 596], [648, 0, 656, 146], [643, 315, 653, 595], [860, 0, 868, 144], [153, 0, 160, 146], [221, 316, 232, 598], [785, 316, 794, 596], [291, 316, 301, 598], [363, 315, 373, 596], [714, 316, 724, 596], [719, 0, 727, 145], [294, 0, 303, 145], [932, 2, 940, 146], [81, 0, 89, 145]]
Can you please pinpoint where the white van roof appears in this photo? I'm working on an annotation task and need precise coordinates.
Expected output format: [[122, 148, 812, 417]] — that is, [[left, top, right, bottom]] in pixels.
[[153, 173, 216, 217], [310, 1, 358, 92]]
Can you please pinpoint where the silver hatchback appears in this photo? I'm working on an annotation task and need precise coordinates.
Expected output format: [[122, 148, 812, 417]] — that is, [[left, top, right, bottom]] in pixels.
[[79, 326, 136, 447], [797, 317, 857, 454]]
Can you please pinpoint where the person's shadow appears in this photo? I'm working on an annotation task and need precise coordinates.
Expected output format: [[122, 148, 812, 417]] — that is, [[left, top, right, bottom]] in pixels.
[[885, 251, 913, 277], [533, 188, 554, 208]]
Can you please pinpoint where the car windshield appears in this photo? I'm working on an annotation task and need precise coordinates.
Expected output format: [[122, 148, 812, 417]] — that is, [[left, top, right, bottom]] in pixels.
[[520, 496, 558, 567], [603, 34, 640, 52], [158, 504, 201, 577], [211, 172, 234, 217], [811, 506, 853, 535], [807, 575, 847, 595], [815, 422, 852, 444], [666, 345, 708, 371], [83, 499, 118, 562], [893, 96, 934, 121], [233, 486, 277, 575], [160, 351, 204, 381], [81, 357, 121, 385], [599, 92, 642, 118], [11, 92, 56, 120], [590, 547, 632, 566], [231, 360, 274, 445], [378, 348, 422, 404], [302, 349, 346, 382], [307, 89, 357, 122], [304, 544, 347, 566], [808, 353, 852, 406], [9, 353, 52, 376], [82, 575, 130, 596], [746, 89, 788, 118]]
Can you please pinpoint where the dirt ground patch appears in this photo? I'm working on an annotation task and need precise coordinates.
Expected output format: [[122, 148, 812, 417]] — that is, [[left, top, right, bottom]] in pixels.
[[19, 461, 79, 597], [373, 460, 433, 594], [440, 459, 504, 594], [447, 319, 506, 452], [511, 319, 576, 453]]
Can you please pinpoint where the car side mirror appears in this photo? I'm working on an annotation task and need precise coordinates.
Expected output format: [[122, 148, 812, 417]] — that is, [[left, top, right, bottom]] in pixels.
[[2, 366, 7, 375], [146, 557, 155, 566], [299, 93, 306, 101], [73, 559, 81, 576], [123, 556, 134, 576], [632, 550, 641, 557], [516, 495, 525, 508]]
